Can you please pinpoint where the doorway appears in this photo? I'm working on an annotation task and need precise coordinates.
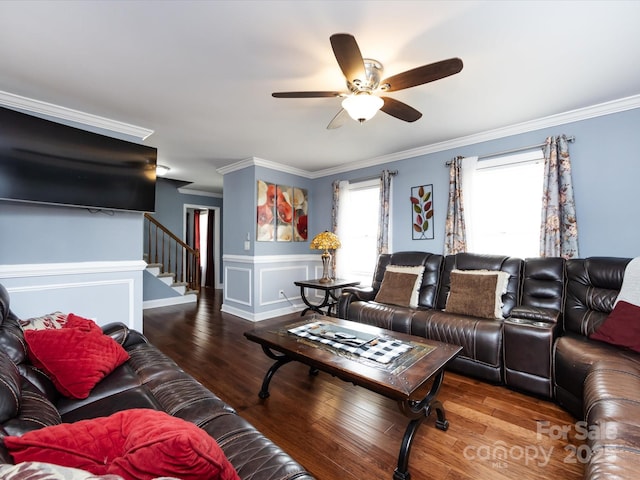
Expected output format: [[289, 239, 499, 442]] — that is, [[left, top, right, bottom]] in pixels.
[[184, 204, 221, 289]]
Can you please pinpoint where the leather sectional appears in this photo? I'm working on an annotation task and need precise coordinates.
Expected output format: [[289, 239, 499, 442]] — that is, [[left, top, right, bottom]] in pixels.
[[0, 284, 314, 479], [338, 251, 639, 479]]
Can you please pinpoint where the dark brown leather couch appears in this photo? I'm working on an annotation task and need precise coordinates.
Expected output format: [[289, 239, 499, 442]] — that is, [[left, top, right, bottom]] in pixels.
[[0, 284, 314, 479], [338, 252, 569, 392], [338, 252, 523, 383], [553, 257, 640, 479], [340, 251, 640, 479], [503, 256, 566, 398]]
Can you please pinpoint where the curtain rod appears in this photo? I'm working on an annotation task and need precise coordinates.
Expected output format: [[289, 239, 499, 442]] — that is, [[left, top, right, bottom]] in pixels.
[[348, 169, 398, 183], [445, 136, 575, 166]]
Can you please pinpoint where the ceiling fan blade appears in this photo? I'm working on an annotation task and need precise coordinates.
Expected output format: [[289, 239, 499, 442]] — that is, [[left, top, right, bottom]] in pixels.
[[380, 58, 463, 92], [330, 33, 366, 85], [272, 91, 342, 98], [380, 97, 422, 122], [326, 108, 348, 130]]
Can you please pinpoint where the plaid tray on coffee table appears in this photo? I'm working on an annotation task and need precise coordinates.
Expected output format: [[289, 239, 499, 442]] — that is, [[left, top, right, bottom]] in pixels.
[[288, 320, 412, 364]]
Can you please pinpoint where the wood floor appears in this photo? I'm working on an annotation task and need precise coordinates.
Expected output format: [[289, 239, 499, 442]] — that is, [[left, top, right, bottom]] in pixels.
[[143, 288, 584, 480]]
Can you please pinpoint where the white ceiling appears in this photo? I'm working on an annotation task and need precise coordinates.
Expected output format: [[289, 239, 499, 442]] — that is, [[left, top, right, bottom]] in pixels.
[[1, 1, 639, 194]]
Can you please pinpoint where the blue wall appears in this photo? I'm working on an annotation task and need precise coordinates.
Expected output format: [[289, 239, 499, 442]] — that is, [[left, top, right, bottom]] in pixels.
[[223, 163, 313, 257], [153, 178, 223, 239], [0, 201, 146, 330], [0, 201, 143, 263], [311, 108, 640, 259]]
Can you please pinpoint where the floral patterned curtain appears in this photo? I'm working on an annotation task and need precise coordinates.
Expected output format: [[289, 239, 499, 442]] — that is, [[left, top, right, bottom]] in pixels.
[[377, 170, 393, 254], [444, 157, 467, 255], [330, 179, 342, 278], [330, 179, 341, 234], [540, 135, 579, 258]]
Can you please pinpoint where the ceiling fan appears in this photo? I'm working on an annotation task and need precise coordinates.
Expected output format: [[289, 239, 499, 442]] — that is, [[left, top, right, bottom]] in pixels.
[[272, 33, 463, 129]]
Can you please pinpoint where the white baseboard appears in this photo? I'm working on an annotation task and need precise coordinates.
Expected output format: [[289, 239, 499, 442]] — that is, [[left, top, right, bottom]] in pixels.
[[143, 295, 197, 310], [221, 302, 302, 322]]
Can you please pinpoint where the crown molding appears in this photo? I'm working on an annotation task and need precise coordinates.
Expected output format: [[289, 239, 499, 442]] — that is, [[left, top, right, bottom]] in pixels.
[[309, 94, 640, 178], [217, 94, 640, 179], [217, 156, 314, 177], [0, 90, 154, 141]]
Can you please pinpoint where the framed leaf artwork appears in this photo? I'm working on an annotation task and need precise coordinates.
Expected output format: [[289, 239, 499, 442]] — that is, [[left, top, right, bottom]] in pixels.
[[411, 184, 434, 240]]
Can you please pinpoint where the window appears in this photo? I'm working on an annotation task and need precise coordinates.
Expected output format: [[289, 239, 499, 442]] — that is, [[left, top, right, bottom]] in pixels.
[[336, 179, 381, 286], [465, 151, 544, 258]]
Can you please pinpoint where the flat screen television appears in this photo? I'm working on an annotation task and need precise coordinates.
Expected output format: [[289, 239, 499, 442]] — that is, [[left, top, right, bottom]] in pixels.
[[0, 106, 157, 212]]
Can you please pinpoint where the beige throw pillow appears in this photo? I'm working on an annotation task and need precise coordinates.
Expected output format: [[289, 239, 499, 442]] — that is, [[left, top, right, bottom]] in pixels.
[[374, 265, 425, 308], [445, 269, 510, 319]]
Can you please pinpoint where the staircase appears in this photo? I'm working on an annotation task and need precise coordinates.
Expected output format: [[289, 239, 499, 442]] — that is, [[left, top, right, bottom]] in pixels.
[[144, 213, 200, 304], [144, 260, 198, 298]]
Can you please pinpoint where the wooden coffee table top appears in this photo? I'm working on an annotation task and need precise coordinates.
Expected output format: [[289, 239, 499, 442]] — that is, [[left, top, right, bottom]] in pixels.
[[244, 316, 462, 402]]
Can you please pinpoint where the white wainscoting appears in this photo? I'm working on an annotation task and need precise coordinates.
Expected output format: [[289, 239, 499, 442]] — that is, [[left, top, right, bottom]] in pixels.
[[0, 261, 145, 331], [224, 266, 252, 306], [221, 254, 321, 322]]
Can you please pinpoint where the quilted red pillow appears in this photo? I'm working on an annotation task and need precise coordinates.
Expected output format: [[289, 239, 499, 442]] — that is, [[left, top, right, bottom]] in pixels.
[[4, 409, 240, 480], [590, 301, 640, 353], [24, 313, 129, 399]]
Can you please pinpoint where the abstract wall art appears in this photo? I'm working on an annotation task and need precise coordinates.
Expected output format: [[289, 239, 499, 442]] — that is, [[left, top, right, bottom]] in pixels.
[[257, 180, 308, 242]]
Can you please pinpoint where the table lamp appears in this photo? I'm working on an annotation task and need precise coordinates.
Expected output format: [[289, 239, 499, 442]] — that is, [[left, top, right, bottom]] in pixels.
[[310, 231, 341, 283]]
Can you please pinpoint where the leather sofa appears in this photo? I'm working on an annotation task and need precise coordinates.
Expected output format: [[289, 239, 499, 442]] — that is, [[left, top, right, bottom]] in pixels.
[[553, 257, 640, 479], [0, 284, 314, 480], [339, 251, 640, 479], [338, 252, 526, 384]]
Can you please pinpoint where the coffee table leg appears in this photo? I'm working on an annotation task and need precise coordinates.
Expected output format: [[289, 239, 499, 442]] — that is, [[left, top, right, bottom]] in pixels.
[[258, 346, 292, 399], [394, 369, 447, 480]]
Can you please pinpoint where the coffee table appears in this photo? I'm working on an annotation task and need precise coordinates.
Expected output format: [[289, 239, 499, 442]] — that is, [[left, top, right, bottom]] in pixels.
[[244, 316, 462, 480]]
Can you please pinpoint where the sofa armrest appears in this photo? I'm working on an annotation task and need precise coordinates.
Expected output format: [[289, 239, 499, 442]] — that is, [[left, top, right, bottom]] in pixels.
[[509, 306, 560, 324], [101, 322, 149, 348], [337, 287, 377, 319], [344, 286, 377, 302]]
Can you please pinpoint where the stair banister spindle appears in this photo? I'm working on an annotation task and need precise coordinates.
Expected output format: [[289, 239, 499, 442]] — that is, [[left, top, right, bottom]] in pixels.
[[154, 223, 159, 264], [180, 248, 184, 284], [186, 251, 191, 287], [167, 232, 172, 274], [191, 251, 195, 290], [161, 231, 166, 273], [197, 249, 200, 289], [173, 242, 177, 281]]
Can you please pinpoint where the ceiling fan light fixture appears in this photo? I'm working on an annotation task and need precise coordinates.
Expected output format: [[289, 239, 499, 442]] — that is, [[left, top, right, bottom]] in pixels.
[[341, 93, 384, 123]]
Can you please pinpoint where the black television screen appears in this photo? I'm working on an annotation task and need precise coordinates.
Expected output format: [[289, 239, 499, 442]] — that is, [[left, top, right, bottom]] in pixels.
[[0, 106, 157, 212]]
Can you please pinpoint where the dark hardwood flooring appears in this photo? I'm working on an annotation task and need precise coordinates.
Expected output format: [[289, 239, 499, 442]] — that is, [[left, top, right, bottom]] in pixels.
[[143, 287, 584, 480]]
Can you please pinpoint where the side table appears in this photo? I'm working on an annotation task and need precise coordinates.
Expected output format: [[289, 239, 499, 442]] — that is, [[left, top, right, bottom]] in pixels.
[[294, 278, 360, 316]]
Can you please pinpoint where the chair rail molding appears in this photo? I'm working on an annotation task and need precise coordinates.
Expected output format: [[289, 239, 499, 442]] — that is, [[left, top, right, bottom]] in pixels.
[[0, 260, 147, 278]]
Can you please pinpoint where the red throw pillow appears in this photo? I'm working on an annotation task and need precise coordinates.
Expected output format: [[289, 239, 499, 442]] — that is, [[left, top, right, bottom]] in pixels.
[[4, 409, 240, 480], [24, 313, 129, 399], [590, 301, 640, 353]]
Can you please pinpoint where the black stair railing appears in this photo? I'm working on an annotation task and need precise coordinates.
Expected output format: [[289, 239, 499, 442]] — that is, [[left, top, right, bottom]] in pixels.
[[144, 213, 200, 293]]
